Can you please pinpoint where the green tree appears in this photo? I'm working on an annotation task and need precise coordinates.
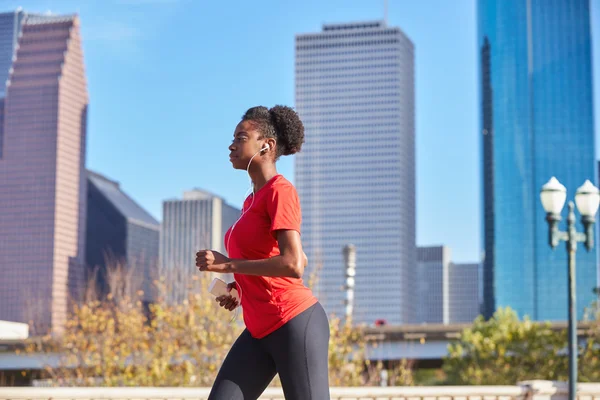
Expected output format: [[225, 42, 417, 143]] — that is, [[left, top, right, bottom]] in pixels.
[[580, 300, 600, 382]]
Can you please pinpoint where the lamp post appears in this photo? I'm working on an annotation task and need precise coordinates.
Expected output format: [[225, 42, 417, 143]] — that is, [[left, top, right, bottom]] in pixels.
[[343, 244, 356, 321], [540, 177, 600, 400]]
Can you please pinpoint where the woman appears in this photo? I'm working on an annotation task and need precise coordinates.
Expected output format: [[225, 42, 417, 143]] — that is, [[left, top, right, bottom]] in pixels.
[[195, 105, 330, 400]]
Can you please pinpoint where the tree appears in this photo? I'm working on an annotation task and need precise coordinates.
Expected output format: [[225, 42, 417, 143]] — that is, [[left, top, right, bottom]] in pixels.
[[580, 302, 600, 382], [26, 274, 242, 386], [25, 262, 414, 386], [443, 307, 600, 384]]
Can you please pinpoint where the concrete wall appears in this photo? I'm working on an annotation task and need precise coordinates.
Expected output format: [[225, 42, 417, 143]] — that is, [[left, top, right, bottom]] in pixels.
[[1, 381, 599, 400]]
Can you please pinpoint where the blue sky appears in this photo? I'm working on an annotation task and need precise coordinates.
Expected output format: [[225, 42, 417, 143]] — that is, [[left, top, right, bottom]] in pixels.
[[5, 0, 600, 262]]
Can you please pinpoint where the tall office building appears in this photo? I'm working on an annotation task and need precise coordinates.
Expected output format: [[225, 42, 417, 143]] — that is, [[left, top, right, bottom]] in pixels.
[[479, 0, 596, 320], [295, 21, 415, 324], [416, 246, 451, 324], [449, 263, 480, 323], [416, 247, 480, 324], [86, 171, 160, 306], [0, 11, 24, 99], [0, 11, 88, 334], [596, 160, 600, 295], [160, 189, 239, 301]]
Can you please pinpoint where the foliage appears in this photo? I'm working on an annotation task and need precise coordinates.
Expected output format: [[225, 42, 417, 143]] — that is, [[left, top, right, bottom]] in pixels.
[[443, 307, 600, 384], [26, 274, 241, 386], [24, 264, 415, 387]]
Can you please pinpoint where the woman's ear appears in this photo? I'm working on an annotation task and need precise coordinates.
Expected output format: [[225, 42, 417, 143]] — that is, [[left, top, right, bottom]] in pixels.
[[264, 138, 277, 153]]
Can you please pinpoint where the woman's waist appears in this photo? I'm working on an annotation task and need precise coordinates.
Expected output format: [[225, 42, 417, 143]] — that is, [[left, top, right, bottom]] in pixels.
[[236, 276, 314, 306], [241, 288, 318, 321]]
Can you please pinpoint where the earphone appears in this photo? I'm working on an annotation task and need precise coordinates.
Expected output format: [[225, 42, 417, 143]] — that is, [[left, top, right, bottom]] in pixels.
[[225, 143, 270, 322]]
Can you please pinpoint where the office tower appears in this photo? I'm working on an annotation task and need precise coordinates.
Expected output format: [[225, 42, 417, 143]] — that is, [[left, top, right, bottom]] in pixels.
[[479, 0, 596, 320], [0, 11, 88, 334], [160, 189, 239, 300], [0, 10, 25, 99], [597, 160, 600, 292], [416, 246, 481, 324], [295, 20, 415, 324], [86, 171, 160, 306], [416, 246, 451, 324], [448, 263, 480, 323]]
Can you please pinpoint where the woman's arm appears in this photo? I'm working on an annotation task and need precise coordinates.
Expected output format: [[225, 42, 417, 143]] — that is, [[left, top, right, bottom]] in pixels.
[[228, 230, 305, 278], [197, 230, 306, 278]]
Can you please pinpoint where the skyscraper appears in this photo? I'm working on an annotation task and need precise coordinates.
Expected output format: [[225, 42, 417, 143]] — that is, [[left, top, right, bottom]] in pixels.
[[416, 246, 480, 324], [448, 263, 480, 323], [0, 11, 88, 334], [86, 171, 160, 306], [295, 21, 415, 324], [160, 189, 239, 301], [479, 0, 596, 320], [416, 246, 451, 324], [0, 10, 25, 99]]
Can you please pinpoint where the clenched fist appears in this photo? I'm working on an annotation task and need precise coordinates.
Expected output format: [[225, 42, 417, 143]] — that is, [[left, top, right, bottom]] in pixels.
[[196, 250, 231, 272]]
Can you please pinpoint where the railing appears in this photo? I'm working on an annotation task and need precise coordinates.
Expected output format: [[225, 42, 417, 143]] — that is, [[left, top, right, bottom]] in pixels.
[[0, 381, 599, 400]]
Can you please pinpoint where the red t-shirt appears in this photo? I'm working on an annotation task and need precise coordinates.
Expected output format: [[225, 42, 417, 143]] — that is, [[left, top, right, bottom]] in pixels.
[[224, 174, 317, 339]]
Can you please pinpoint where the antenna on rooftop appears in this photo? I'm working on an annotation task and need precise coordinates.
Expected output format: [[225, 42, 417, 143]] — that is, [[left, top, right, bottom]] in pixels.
[[384, 0, 388, 25]]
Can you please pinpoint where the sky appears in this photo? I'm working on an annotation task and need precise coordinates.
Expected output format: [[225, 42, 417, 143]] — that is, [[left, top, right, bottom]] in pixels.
[[3, 0, 600, 263]]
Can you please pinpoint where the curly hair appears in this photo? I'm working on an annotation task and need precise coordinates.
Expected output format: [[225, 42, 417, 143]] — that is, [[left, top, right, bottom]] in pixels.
[[241, 105, 305, 160]]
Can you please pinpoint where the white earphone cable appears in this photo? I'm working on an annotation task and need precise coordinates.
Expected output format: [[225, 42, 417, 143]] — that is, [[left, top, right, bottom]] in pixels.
[[226, 144, 268, 323]]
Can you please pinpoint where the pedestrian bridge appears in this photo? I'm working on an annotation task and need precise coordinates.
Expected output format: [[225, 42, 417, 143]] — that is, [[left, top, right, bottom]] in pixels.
[[363, 321, 595, 367]]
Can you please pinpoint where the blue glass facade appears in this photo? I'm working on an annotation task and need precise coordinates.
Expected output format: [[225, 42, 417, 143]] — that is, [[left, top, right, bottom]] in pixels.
[[479, 0, 596, 321]]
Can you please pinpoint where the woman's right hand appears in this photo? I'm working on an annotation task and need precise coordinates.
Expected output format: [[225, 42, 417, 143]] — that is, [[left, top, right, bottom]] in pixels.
[[216, 282, 239, 311]]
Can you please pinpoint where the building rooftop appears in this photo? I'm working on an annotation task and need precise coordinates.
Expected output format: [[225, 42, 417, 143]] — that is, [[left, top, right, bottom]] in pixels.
[[162, 188, 229, 202], [295, 19, 413, 48], [182, 188, 222, 201], [24, 14, 76, 25], [87, 170, 159, 228], [322, 20, 386, 31]]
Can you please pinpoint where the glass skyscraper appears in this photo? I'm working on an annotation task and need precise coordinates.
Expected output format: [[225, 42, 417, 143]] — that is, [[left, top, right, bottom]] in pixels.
[[479, 0, 596, 321], [295, 21, 415, 325]]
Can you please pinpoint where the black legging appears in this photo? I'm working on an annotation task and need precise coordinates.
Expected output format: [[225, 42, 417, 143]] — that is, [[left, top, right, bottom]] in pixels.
[[208, 302, 330, 400]]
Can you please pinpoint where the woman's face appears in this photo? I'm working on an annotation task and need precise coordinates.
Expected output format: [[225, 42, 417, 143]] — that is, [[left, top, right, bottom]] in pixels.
[[228, 120, 267, 170]]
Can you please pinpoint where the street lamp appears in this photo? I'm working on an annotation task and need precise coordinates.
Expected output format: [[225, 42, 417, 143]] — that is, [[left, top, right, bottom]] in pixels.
[[540, 177, 600, 400]]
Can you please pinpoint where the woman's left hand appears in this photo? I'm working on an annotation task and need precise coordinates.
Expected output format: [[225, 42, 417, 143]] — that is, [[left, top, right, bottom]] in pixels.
[[196, 250, 231, 272]]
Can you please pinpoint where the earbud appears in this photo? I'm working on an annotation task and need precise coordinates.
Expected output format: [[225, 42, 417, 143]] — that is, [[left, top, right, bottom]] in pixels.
[[261, 144, 270, 152]]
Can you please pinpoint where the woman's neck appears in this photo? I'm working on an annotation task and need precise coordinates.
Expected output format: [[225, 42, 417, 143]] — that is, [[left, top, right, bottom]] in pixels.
[[249, 163, 278, 192]]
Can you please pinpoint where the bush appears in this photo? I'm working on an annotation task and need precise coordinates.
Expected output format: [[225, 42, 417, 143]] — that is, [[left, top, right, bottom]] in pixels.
[[443, 307, 600, 384]]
